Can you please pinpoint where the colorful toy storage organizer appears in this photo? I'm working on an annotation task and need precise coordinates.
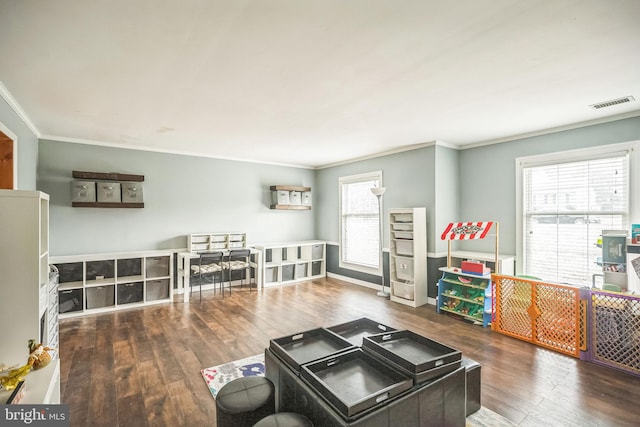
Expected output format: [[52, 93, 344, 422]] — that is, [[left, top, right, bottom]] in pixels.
[[437, 221, 498, 327]]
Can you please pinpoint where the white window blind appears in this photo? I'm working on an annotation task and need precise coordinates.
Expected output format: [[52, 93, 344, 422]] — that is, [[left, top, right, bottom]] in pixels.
[[522, 152, 629, 285], [339, 172, 382, 273]]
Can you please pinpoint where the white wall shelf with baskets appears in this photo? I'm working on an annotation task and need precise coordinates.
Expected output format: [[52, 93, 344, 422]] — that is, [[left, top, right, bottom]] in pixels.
[[388, 207, 428, 307], [270, 185, 312, 210], [188, 232, 247, 252], [50, 250, 173, 318], [254, 241, 325, 287]]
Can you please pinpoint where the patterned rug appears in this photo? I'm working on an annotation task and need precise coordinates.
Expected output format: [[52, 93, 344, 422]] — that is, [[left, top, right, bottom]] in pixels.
[[201, 354, 515, 427]]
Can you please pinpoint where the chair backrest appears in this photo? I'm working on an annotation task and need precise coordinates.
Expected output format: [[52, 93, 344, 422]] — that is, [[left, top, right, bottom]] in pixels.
[[200, 251, 223, 265], [228, 249, 250, 262]]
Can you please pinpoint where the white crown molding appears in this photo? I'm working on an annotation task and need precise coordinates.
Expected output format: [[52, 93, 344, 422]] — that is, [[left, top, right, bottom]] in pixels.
[[39, 134, 315, 170], [0, 81, 40, 138], [460, 110, 640, 150], [317, 140, 440, 169]]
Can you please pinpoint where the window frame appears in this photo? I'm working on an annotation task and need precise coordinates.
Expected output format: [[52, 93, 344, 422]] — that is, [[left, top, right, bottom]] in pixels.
[[338, 170, 383, 275], [515, 141, 639, 279]]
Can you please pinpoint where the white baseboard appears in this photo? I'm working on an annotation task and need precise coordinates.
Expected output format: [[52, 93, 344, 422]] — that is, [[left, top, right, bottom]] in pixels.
[[326, 272, 381, 290], [327, 273, 437, 307]]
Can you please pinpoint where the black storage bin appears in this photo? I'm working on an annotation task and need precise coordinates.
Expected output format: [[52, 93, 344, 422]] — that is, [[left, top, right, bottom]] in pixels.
[[300, 348, 413, 417], [86, 260, 115, 281], [265, 348, 466, 427], [117, 282, 144, 304], [327, 318, 397, 346], [269, 328, 355, 374], [282, 264, 295, 281], [362, 330, 462, 384], [118, 258, 142, 278], [58, 288, 83, 313], [86, 285, 115, 309], [311, 262, 322, 276], [56, 262, 83, 284]]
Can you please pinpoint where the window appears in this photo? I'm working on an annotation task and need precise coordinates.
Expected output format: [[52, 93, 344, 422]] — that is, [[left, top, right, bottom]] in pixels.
[[518, 146, 632, 285], [339, 171, 383, 274]]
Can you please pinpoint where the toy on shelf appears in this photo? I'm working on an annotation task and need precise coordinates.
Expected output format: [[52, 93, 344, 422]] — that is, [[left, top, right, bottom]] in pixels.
[[0, 340, 56, 392]]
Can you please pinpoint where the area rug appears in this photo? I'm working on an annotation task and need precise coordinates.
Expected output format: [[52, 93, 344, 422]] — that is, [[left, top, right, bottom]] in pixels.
[[201, 354, 515, 427]]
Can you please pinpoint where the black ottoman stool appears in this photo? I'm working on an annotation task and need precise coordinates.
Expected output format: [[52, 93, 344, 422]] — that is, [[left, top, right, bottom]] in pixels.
[[216, 376, 275, 427], [253, 412, 314, 427], [461, 357, 481, 416]]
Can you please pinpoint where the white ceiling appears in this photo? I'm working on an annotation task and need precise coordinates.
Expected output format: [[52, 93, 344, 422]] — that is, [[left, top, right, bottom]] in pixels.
[[1, 1, 639, 169]]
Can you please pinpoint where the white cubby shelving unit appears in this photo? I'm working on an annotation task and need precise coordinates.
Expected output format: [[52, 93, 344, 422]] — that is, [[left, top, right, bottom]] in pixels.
[[50, 250, 173, 318], [254, 241, 326, 287], [0, 190, 60, 404], [388, 208, 428, 307]]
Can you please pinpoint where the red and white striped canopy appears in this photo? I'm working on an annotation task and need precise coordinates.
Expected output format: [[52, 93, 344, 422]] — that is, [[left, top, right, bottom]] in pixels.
[[440, 221, 494, 240]]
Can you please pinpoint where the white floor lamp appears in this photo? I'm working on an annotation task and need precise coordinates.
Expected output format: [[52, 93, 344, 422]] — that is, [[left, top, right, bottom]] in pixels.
[[371, 186, 389, 299]]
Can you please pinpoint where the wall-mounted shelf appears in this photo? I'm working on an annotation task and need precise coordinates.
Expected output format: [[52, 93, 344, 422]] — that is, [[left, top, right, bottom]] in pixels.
[[72, 202, 145, 208], [72, 171, 144, 182], [71, 170, 144, 208], [270, 185, 312, 210], [271, 205, 310, 210]]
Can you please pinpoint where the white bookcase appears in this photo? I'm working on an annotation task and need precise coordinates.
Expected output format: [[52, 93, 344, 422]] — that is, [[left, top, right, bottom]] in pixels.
[[254, 241, 326, 287], [50, 250, 173, 318], [0, 190, 60, 404], [388, 208, 428, 307]]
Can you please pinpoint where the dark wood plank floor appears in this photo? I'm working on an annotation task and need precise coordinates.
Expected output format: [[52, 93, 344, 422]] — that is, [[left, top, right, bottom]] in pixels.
[[59, 277, 640, 426]]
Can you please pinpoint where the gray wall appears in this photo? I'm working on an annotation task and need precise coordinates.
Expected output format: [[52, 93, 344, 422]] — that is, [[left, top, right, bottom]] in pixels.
[[38, 140, 316, 256], [0, 97, 39, 190], [315, 145, 437, 249], [458, 116, 640, 256]]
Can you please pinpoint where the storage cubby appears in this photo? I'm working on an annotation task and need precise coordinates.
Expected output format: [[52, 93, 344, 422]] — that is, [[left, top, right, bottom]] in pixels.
[[188, 232, 247, 253], [388, 208, 428, 307], [51, 250, 173, 317], [255, 241, 326, 287]]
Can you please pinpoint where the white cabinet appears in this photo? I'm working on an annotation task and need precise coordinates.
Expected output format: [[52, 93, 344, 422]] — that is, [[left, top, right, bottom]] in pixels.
[[0, 190, 60, 404], [50, 250, 173, 318], [255, 241, 325, 287], [389, 208, 428, 307], [188, 232, 247, 252]]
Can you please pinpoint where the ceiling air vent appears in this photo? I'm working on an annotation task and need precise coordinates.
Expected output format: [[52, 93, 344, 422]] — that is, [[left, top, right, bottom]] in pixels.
[[589, 96, 635, 110]]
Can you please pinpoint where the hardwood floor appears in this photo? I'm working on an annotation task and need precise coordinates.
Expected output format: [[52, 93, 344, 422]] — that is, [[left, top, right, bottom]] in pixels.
[[59, 277, 640, 426]]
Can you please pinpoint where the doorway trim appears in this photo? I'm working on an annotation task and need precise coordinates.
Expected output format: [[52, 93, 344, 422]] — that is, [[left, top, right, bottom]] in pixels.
[[0, 120, 18, 189]]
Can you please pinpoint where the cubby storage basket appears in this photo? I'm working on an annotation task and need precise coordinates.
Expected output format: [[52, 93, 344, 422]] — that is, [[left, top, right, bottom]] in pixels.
[[146, 279, 170, 300], [392, 281, 415, 300], [394, 239, 413, 256], [394, 256, 414, 281], [327, 317, 397, 346], [362, 330, 462, 384], [269, 327, 355, 375], [300, 348, 413, 417]]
